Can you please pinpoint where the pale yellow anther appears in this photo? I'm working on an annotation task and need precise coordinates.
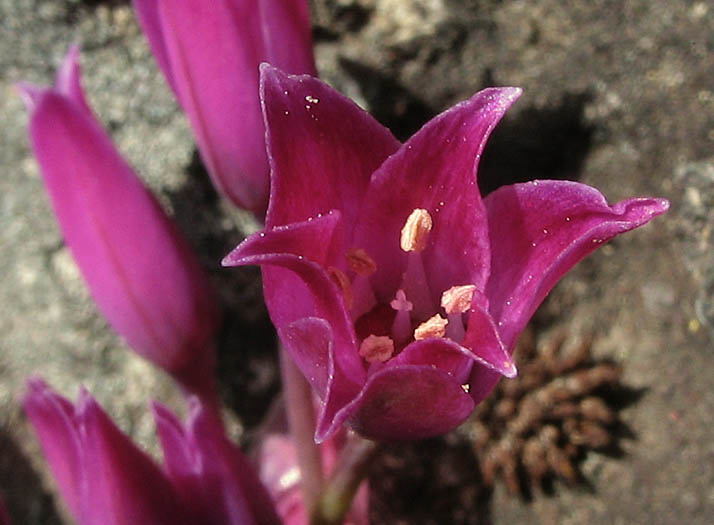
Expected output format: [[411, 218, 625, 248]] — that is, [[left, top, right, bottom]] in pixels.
[[441, 284, 477, 314], [345, 248, 377, 275], [413, 314, 448, 341], [359, 334, 395, 363], [400, 208, 433, 252], [327, 266, 353, 310]]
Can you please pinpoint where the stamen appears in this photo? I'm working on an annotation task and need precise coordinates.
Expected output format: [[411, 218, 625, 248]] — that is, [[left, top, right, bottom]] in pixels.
[[345, 248, 377, 275], [400, 208, 433, 252], [345, 248, 378, 319], [390, 289, 413, 344], [441, 285, 476, 342], [359, 334, 395, 363], [414, 314, 448, 341], [441, 285, 477, 314], [327, 266, 352, 310]]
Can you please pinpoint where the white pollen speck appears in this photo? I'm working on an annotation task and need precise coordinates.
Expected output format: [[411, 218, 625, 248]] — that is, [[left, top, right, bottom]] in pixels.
[[259, 233, 265, 237], [531, 242, 537, 247], [284, 110, 289, 116], [305, 104, 311, 110], [565, 216, 571, 222], [305, 95, 319, 104], [542, 228, 548, 234], [284, 90, 289, 95]]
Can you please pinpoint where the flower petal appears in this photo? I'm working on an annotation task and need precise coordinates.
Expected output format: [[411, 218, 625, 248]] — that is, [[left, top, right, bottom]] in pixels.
[[22, 379, 83, 518], [484, 180, 669, 349], [133, 0, 177, 93], [154, 400, 279, 525], [156, 0, 269, 211], [260, 65, 400, 229], [461, 298, 517, 378], [354, 88, 522, 300], [348, 366, 475, 441]]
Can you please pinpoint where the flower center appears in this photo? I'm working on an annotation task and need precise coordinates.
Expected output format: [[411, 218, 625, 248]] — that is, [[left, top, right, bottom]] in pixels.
[[333, 208, 479, 366]]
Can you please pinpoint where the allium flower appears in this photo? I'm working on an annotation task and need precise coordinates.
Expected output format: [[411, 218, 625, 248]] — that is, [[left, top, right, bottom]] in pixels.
[[19, 48, 220, 396], [224, 66, 669, 442], [133, 0, 317, 214], [23, 379, 280, 525]]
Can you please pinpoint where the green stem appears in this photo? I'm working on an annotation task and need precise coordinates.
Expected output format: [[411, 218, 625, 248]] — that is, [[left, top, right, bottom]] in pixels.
[[280, 346, 325, 514], [311, 433, 380, 525]]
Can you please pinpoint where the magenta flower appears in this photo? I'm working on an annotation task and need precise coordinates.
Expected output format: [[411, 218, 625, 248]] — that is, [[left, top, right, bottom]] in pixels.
[[19, 48, 220, 396], [224, 66, 669, 442], [133, 0, 317, 214], [23, 379, 280, 525]]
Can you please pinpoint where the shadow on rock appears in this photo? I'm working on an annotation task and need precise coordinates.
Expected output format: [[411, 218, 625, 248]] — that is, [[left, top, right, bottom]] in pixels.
[[370, 437, 492, 525], [339, 57, 438, 141], [0, 426, 63, 525], [478, 91, 595, 196]]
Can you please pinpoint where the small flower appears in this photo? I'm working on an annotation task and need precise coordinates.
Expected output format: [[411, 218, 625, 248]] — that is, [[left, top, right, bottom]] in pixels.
[[224, 66, 669, 442], [18, 48, 220, 396], [23, 379, 280, 525], [133, 0, 317, 214]]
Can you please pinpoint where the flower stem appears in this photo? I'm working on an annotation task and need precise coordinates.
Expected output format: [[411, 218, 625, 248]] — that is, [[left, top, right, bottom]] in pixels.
[[311, 433, 379, 525], [280, 346, 324, 514]]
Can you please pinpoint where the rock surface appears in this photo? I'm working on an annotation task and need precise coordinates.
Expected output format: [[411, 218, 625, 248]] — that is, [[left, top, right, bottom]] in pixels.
[[1, 0, 712, 523]]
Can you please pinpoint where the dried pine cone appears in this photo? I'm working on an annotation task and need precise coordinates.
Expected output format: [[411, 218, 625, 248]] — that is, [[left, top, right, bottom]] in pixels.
[[461, 327, 628, 498]]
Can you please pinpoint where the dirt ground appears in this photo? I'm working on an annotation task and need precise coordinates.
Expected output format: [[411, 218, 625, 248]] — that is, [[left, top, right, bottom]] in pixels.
[[1, 0, 712, 523]]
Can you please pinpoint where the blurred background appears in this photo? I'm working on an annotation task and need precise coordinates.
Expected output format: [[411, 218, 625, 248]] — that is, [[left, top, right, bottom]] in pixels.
[[1, 0, 712, 523]]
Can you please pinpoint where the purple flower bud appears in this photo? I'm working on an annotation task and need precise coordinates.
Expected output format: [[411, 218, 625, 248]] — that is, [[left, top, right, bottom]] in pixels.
[[19, 48, 220, 396], [133, 0, 317, 215], [224, 65, 669, 442], [23, 379, 280, 525]]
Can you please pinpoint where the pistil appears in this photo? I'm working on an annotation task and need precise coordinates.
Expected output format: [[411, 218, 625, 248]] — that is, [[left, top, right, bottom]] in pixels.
[[389, 289, 413, 344]]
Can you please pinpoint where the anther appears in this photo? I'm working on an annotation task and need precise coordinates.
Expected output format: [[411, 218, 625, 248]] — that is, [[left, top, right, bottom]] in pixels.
[[400, 209, 433, 252], [359, 334, 395, 363], [346, 248, 377, 275], [441, 285, 477, 314], [327, 266, 353, 310], [414, 314, 448, 341]]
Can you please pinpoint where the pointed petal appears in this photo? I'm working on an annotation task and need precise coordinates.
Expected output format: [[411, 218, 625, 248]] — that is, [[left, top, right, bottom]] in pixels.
[[461, 299, 517, 378], [354, 88, 522, 299], [349, 366, 475, 441], [261, 65, 400, 229], [54, 45, 92, 115], [22, 379, 83, 518], [484, 180, 669, 348], [76, 391, 191, 525], [27, 87, 219, 382]]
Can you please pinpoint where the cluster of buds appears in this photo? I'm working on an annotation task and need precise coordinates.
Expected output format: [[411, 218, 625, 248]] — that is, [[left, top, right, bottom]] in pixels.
[[14, 0, 668, 523], [465, 328, 626, 497]]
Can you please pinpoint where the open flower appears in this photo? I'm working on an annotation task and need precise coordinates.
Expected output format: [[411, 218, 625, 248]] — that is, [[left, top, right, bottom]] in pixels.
[[23, 379, 280, 525], [19, 48, 220, 397], [224, 66, 669, 442], [133, 0, 316, 214]]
